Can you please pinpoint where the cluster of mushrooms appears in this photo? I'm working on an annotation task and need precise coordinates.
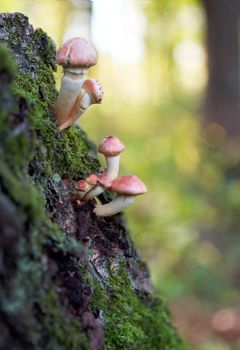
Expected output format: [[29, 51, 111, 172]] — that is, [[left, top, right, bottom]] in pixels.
[[54, 37, 147, 217]]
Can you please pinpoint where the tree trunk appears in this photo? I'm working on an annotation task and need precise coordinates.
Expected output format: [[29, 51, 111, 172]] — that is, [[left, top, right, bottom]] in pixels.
[[0, 13, 185, 350], [202, 0, 240, 139]]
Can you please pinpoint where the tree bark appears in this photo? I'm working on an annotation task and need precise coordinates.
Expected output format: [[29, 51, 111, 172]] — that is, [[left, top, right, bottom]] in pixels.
[[0, 13, 185, 350], [202, 0, 240, 139]]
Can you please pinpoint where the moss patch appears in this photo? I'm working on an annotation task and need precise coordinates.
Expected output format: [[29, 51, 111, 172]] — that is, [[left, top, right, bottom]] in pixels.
[[39, 287, 91, 350], [78, 262, 186, 350]]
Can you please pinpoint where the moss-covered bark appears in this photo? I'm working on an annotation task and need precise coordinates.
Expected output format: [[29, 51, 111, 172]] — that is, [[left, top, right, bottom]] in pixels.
[[0, 13, 187, 350]]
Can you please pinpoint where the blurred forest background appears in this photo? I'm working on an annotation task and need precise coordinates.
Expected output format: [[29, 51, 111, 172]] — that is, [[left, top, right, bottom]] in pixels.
[[0, 0, 239, 349]]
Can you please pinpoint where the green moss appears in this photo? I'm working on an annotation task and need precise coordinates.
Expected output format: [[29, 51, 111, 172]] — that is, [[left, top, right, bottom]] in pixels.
[[78, 262, 186, 350], [40, 288, 90, 350], [0, 43, 17, 76], [12, 70, 100, 180], [0, 160, 44, 221]]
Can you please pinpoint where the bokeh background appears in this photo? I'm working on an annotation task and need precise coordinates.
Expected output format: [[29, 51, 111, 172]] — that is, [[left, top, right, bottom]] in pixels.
[[1, 0, 240, 349]]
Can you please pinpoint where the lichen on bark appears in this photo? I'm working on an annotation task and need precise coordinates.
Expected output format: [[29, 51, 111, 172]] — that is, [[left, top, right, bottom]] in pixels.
[[0, 13, 186, 350]]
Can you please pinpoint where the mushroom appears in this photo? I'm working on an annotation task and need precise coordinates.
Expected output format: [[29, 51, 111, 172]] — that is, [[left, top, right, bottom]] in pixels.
[[85, 174, 98, 186], [71, 179, 91, 200], [73, 175, 99, 201], [54, 37, 98, 130], [93, 175, 147, 217], [83, 136, 125, 200], [75, 173, 98, 200], [75, 179, 90, 192], [84, 172, 112, 200], [98, 136, 125, 180], [58, 78, 104, 131]]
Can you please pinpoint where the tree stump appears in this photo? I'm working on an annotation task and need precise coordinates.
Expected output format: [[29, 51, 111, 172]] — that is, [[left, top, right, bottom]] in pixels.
[[0, 13, 185, 350]]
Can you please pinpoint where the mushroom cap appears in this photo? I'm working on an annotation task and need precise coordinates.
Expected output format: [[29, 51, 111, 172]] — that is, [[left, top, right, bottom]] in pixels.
[[75, 180, 89, 191], [56, 37, 98, 68], [98, 136, 125, 157], [97, 172, 112, 188], [110, 175, 147, 195], [83, 79, 104, 103], [85, 174, 98, 186]]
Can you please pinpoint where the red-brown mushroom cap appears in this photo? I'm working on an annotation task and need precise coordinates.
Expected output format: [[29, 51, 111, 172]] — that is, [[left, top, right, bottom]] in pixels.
[[75, 180, 89, 191], [83, 79, 104, 103], [97, 173, 112, 188], [110, 175, 147, 195], [56, 37, 98, 67], [98, 136, 125, 157], [85, 174, 98, 186]]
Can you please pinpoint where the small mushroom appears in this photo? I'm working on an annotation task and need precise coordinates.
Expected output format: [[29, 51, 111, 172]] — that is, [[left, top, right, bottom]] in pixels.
[[98, 136, 125, 180], [76, 173, 98, 201], [83, 136, 124, 200], [75, 180, 90, 192], [54, 37, 98, 130], [58, 78, 104, 131], [93, 175, 147, 217], [84, 172, 112, 200], [85, 174, 98, 186], [71, 179, 91, 200]]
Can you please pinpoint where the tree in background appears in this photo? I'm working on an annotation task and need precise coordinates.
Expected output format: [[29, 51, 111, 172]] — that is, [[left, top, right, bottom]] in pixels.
[[203, 0, 240, 139]]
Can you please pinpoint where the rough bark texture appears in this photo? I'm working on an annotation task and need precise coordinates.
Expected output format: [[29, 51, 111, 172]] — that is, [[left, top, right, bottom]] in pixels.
[[0, 13, 186, 350]]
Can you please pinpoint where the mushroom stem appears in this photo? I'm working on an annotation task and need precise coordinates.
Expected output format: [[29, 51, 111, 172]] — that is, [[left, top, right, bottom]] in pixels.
[[93, 195, 134, 217], [58, 89, 92, 131], [57, 77, 103, 131], [105, 155, 120, 180], [83, 154, 121, 201], [83, 173, 111, 200], [83, 185, 104, 200], [54, 68, 87, 127]]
